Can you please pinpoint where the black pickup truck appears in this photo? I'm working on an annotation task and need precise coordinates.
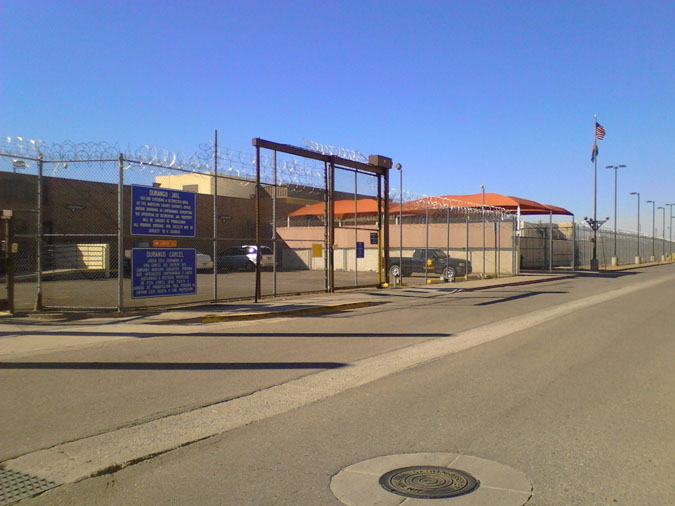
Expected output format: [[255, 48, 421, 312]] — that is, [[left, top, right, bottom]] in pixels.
[[387, 248, 471, 282]]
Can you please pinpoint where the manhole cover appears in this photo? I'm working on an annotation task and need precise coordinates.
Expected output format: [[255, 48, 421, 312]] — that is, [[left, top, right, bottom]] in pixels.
[[379, 465, 479, 499]]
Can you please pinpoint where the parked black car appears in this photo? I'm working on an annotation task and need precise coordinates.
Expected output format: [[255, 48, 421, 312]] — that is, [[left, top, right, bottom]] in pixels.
[[387, 248, 471, 282]]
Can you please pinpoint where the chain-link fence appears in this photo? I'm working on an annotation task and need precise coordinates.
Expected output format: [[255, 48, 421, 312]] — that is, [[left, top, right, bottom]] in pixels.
[[6, 136, 666, 312], [520, 221, 674, 270], [0, 137, 392, 311], [387, 196, 516, 284]]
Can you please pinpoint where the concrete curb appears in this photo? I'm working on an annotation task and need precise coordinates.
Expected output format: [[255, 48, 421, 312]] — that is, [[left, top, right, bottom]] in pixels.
[[198, 301, 385, 324]]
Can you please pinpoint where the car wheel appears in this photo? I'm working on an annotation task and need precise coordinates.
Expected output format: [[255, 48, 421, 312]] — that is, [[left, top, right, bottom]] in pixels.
[[389, 264, 402, 279], [442, 266, 456, 282]]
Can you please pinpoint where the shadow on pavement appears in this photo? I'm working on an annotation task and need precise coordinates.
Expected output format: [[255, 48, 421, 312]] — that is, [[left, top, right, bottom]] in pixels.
[[0, 361, 348, 370], [0, 331, 451, 339], [475, 290, 568, 306]]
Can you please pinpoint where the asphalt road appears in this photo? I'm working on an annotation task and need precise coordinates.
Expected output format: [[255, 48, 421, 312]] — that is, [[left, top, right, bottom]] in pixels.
[[1, 265, 674, 505]]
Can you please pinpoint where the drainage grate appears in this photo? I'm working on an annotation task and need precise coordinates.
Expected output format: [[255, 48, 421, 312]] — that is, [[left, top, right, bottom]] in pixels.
[[0, 468, 59, 506], [379, 465, 479, 499]]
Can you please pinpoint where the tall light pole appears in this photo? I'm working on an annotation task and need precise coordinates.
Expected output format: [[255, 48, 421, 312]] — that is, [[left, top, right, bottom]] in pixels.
[[646, 200, 656, 261], [630, 192, 640, 263], [480, 184, 485, 278], [667, 203, 674, 259], [658, 206, 665, 260], [606, 165, 626, 265], [395, 163, 402, 283]]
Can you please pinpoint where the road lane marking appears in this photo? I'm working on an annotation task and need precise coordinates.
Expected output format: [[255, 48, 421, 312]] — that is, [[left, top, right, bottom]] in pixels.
[[4, 273, 674, 486]]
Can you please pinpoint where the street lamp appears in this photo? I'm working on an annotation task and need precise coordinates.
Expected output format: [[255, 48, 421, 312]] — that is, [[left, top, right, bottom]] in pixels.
[[658, 207, 665, 260], [395, 163, 402, 284], [630, 192, 640, 263], [480, 184, 486, 278], [646, 200, 656, 261], [606, 165, 626, 265]]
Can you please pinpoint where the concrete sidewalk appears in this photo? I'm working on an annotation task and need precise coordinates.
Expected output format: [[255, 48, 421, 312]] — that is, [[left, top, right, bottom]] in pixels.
[[2, 259, 671, 326], [0, 272, 576, 326]]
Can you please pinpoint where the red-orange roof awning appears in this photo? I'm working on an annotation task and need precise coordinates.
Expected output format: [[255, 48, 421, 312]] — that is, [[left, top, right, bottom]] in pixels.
[[401, 193, 573, 216], [287, 194, 573, 218], [288, 199, 384, 219]]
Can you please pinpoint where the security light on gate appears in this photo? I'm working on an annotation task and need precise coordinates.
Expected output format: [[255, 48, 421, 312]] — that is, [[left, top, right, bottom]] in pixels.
[[12, 159, 28, 172]]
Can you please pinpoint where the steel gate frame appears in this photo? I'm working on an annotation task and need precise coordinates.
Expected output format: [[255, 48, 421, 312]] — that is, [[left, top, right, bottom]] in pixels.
[[252, 138, 391, 295]]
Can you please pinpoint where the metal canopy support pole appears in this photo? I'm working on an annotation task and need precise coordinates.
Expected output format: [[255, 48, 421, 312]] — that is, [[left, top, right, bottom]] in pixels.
[[213, 130, 218, 302], [117, 153, 124, 312], [254, 145, 261, 302], [35, 155, 43, 310]]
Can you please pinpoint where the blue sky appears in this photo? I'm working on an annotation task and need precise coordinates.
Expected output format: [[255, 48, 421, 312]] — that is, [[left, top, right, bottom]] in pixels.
[[2, 1, 674, 232]]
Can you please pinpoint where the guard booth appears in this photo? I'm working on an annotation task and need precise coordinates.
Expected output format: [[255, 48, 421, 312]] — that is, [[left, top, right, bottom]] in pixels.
[[1, 210, 15, 313]]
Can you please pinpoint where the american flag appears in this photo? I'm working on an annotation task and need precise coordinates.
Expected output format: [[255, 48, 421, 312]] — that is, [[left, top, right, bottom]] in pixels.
[[595, 122, 606, 140]]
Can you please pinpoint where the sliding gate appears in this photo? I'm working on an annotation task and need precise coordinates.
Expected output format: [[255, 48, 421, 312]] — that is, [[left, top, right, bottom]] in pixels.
[[253, 139, 391, 295]]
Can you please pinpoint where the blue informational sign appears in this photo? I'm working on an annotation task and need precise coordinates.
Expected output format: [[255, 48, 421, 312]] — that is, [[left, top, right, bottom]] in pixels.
[[370, 232, 378, 245], [131, 186, 196, 237], [356, 242, 365, 258], [131, 248, 196, 298]]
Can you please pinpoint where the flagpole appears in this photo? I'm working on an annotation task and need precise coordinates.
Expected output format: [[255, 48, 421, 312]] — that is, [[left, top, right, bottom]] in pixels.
[[592, 114, 599, 271]]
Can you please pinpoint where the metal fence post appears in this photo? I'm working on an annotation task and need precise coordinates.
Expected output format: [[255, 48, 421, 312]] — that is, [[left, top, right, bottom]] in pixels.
[[35, 155, 43, 310], [446, 207, 450, 261], [549, 210, 553, 273], [117, 153, 124, 312], [572, 218, 576, 269], [424, 201, 429, 284], [213, 130, 218, 301], [329, 162, 335, 291], [354, 170, 358, 286], [254, 145, 261, 302], [323, 161, 329, 292], [272, 150, 277, 296], [466, 214, 470, 280], [495, 217, 500, 278], [2, 212, 15, 314]]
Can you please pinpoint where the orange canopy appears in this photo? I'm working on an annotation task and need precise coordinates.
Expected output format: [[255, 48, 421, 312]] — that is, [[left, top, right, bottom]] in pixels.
[[401, 193, 573, 216], [288, 199, 384, 219], [288, 194, 573, 218]]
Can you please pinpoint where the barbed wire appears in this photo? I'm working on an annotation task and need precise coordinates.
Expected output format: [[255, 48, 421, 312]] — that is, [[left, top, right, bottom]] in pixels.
[[1, 136, 46, 158], [303, 138, 368, 163], [2, 135, 511, 218]]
